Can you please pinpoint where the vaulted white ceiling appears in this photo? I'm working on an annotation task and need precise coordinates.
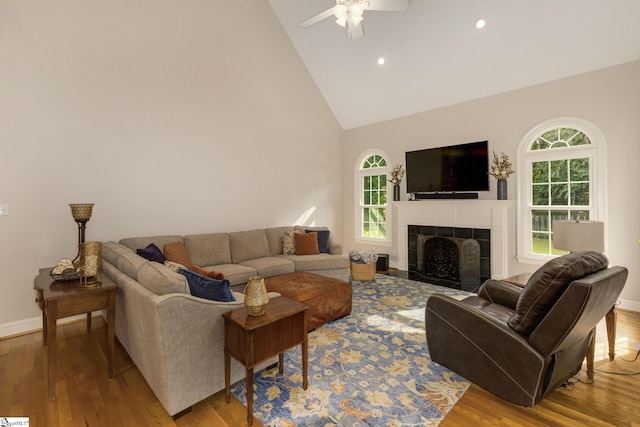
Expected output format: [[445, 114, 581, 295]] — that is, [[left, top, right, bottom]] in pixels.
[[268, 0, 640, 130]]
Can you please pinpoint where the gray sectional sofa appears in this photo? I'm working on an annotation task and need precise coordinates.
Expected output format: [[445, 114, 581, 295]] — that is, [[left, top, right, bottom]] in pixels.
[[101, 225, 348, 417]]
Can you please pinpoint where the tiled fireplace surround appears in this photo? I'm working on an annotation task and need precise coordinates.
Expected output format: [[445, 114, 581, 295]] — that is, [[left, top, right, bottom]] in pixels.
[[395, 200, 515, 290]]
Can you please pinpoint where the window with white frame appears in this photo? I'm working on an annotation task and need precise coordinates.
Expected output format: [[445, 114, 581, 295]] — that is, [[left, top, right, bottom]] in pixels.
[[356, 150, 391, 242], [516, 118, 606, 263]]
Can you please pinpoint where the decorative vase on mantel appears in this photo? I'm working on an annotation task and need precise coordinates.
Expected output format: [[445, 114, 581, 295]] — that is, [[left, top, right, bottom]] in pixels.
[[393, 184, 400, 201], [244, 276, 269, 316], [497, 179, 507, 200]]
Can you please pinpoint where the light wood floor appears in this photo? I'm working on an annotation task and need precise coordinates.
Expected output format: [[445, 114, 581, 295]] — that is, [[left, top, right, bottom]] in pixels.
[[1, 310, 638, 427]]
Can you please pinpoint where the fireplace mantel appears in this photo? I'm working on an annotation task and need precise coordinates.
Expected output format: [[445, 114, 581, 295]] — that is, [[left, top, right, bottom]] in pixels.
[[394, 200, 516, 279]]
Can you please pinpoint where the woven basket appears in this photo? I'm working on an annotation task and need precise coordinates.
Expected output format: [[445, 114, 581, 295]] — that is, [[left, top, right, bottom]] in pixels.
[[350, 262, 376, 281]]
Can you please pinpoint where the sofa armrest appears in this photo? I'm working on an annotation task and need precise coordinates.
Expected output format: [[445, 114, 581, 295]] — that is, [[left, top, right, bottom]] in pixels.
[[329, 242, 342, 255], [477, 279, 522, 309]]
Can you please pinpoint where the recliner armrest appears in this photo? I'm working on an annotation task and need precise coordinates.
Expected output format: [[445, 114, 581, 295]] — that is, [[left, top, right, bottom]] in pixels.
[[478, 279, 522, 309]]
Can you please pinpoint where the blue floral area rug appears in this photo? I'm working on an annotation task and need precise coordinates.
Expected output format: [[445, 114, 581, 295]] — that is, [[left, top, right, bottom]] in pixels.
[[231, 274, 471, 426]]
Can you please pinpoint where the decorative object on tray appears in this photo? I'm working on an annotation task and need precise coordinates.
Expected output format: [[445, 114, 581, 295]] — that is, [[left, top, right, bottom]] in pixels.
[[388, 164, 405, 201], [487, 152, 514, 200], [69, 203, 94, 265], [49, 258, 80, 281], [78, 241, 102, 287], [244, 275, 269, 316], [349, 249, 378, 281]]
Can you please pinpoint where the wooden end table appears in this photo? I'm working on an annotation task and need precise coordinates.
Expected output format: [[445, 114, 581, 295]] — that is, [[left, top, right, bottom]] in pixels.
[[223, 296, 308, 426], [34, 267, 117, 401], [502, 273, 616, 379]]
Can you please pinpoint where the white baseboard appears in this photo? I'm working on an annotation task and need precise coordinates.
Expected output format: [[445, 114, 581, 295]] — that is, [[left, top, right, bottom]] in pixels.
[[618, 298, 640, 313], [0, 313, 103, 339]]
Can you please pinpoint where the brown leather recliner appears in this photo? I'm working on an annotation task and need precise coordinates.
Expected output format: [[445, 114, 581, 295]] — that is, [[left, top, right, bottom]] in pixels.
[[425, 251, 628, 406]]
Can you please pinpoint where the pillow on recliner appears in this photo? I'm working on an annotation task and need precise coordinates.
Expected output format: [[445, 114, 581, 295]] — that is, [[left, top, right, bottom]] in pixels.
[[507, 251, 608, 336]]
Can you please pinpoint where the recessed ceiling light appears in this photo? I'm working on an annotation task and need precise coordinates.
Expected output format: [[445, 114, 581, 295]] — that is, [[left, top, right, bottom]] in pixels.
[[476, 18, 486, 29], [377, 57, 386, 65]]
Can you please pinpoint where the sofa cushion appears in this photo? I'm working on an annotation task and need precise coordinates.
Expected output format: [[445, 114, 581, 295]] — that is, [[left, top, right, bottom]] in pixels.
[[508, 251, 609, 336], [295, 232, 320, 255], [229, 229, 270, 263], [184, 233, 232, 266], [294, 225, 341, 255], [163, 242, 193, 266], [205, 263, 257, 286], [117, 250, 147, 279], [137, 243, 165, 264], [282, 230, 297, 255], [137, 261, 189, 295], [306, 229, 330, 254], [265, 226, 294, 256], [239, 257, 295, 278], [178, 269, 235, 302], [102, 241, 131, 265], [279, 253, 349, 271], [120, 235, 183, 252]]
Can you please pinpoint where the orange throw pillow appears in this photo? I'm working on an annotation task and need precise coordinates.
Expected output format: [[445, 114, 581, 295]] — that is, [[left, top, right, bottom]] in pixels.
[[163, 242, 225, 280], [295, 232, 320, 255]]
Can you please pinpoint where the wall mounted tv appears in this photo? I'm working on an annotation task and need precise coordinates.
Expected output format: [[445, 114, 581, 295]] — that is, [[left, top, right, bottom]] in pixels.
[[405, 141, 489, 194]]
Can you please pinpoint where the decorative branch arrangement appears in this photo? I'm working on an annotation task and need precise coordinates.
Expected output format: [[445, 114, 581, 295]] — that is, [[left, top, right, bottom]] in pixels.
[[488, 152, 515, 180], [388, 164, 405, 185]]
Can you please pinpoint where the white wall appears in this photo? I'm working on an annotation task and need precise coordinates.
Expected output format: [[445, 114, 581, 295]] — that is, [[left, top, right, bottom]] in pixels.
[[0, 0, 343, 335], [342, 61, 640, 311]]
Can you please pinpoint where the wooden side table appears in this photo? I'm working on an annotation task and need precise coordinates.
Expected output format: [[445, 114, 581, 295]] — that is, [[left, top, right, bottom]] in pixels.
[[223, 297, 308, 426], [502, 273, 617, 379], [34, 267, 117, 401]]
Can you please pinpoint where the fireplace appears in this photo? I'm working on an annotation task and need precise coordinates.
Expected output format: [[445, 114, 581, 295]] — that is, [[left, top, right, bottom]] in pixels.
[[408, 225, 491, 291]]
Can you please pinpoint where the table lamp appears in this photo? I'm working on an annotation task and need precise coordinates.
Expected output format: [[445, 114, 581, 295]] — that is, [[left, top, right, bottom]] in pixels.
[[70, 203, 94, 264], [552, 220, 604, 252]]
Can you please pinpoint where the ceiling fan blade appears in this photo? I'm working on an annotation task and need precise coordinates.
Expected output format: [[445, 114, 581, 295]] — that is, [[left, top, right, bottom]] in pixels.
[[348, 21, 365, 39], [299, 7, 335, 28], [364, 0, 410, 12]]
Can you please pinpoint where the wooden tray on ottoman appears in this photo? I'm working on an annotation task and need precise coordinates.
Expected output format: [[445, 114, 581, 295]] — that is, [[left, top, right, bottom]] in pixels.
[[264, 271, 352, 331]]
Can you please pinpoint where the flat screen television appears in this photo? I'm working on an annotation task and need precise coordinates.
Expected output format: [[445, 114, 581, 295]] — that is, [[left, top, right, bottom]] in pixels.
[[405, 141, 489, 194]]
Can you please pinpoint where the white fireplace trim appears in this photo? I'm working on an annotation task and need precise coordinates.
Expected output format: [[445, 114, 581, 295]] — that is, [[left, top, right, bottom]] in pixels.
[[394, 200, 516, 280]]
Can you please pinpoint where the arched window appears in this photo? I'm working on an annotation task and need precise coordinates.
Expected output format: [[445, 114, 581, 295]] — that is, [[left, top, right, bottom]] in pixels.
[[355, 150, 391, 243], [516, 118, 606, 263]]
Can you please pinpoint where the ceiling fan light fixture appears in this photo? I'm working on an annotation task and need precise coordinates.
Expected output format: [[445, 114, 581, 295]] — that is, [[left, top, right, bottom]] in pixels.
[[350, 15, 364, 26], [336, 16, 348, 27]]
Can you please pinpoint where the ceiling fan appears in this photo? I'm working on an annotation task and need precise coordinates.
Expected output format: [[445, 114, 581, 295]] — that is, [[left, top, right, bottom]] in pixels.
[[300, 0, 410, 40]]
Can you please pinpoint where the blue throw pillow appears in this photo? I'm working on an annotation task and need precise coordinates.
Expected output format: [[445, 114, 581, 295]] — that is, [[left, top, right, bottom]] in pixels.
[[136, 243, 165, 264], [306, 229, 331, 253], [178, 269, 235, 302]]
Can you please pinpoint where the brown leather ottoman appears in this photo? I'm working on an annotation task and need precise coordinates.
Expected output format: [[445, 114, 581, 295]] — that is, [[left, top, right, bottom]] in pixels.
[[264, 271, 352, 331]]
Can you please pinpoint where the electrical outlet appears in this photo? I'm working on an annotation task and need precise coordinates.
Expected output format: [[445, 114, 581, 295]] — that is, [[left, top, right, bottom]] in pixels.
[[0, 204, 8, 216]]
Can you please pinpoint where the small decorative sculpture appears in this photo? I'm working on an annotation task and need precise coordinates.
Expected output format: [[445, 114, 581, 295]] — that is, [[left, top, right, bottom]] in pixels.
[[243, 276, 269, 316]]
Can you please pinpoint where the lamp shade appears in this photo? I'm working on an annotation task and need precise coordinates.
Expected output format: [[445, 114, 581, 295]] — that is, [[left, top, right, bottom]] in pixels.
[[70, 203, 94, 221], [552, 220, 604, 252]]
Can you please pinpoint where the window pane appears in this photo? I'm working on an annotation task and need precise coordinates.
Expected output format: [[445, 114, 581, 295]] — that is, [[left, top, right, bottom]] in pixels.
[[571, 183, 589, 205], [372, 175, 379, 188], [532, 232, 550, 254], [364, 191, 370, 205], [532, 161, 548, 183], [550, 183, 568, 205], [570, 158, 589, 181], [363, 176, 370, 189], [532, 210, 549, 231], [532, 184, 549, 205], [371, 191, 379, 205], [568, 132, 591, 147], [550, 160, 568, 182], [570, 210, 589, 221]]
